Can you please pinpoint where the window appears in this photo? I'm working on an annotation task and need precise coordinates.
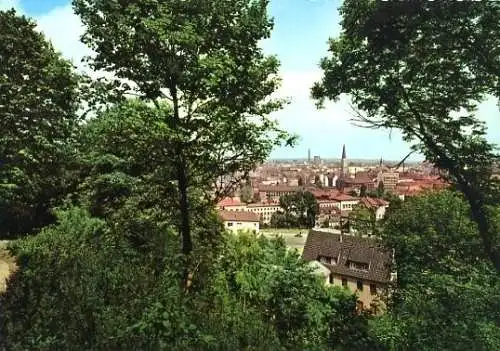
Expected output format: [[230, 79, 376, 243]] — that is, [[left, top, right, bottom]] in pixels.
[[357, 280, 363, 291], [370, 284, 377, 295], [227, 222, 233, 227], [349, 261, 369, 272], [237, 222, 242, 225], [342, 278, 348, 287]]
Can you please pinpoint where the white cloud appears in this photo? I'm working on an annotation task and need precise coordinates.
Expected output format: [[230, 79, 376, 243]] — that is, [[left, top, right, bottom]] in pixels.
[[35, 4, 92, 70]]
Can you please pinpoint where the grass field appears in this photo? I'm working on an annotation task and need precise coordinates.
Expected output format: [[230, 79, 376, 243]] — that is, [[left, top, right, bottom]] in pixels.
[[260, 228, 309, 254]]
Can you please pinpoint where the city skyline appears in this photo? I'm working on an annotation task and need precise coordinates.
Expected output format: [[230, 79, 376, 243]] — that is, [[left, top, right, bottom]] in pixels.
[[2, 0, 498, 162]]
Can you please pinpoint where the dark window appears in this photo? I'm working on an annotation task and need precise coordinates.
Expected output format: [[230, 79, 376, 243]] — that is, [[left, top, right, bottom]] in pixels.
[[357, 280, 363, 291], [227, 222, 233, 227], [370, 284, 377, 295], [342, 278, 348, 287], [329, 274, 333, 284]]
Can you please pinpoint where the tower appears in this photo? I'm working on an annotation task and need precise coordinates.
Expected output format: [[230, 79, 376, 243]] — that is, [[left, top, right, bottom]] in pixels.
[[308, 148, 311, 163], [340, 144, 347, 176]]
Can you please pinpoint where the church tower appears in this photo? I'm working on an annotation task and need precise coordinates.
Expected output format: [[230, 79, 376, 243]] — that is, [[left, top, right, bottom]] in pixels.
[[340, 144, 347, 176]]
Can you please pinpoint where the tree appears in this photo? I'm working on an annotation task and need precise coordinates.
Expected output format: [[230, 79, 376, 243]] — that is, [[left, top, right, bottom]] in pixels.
[[298, 177, 304, 186], [360, 184, 367, 197], [277, 191, 318, 228], [0, 10, 81, 239], [349, 204, 375, 236], [240, 184, 254, 204], [314, 175, 323, 188], [371, 191, 500, 349], [1, 208, 372, 350], [253, 191, 262, 203], [312, 0, 500, 271], [73, 0, 293, 268], [377, 181, 385, 198]]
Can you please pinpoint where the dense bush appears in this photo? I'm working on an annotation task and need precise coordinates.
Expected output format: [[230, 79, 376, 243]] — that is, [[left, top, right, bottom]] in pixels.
[[0, 208, 370, 350]]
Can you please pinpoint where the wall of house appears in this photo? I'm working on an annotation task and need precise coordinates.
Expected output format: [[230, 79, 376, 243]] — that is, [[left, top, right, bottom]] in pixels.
[[375, 206, 387, 220], [224, 220, 259, 233], [329, 274, 386, 310], [247, 205, 281, 224]]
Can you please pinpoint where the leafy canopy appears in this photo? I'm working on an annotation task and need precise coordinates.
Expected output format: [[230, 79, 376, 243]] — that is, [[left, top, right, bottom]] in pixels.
[[0, 9, 81, 239], [312, 0, 500, 270]]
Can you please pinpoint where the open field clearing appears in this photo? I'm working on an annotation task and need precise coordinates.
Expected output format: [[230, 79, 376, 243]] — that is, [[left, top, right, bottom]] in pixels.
[[260, 228, 309, 254]]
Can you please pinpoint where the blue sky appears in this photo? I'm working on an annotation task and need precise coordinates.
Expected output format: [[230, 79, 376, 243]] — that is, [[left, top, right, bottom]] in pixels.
[[2, 0, 499, 161]]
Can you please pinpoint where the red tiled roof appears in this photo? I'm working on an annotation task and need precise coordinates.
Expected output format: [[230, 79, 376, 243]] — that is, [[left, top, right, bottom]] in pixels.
[[217, 197, 242, 207], [360, 197, 389, 208], [219, 210, 260, 222], [331, 194, 358, 201]]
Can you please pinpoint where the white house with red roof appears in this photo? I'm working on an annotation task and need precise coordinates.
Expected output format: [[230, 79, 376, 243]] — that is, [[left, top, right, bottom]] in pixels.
[[219, 210, 260, 233], [359, 197, 390, 220]]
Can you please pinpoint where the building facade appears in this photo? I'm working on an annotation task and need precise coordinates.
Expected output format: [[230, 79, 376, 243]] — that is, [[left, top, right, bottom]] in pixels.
[[302, 230, 392, 311], [219, 210, 260, 233]]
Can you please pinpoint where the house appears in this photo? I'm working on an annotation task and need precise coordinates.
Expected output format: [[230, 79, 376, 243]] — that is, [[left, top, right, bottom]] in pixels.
[[216, 197, 247, 211], [302, 230, 393, 312], [257, 185, 304, 202], [246, 203, 281, 224], [219, 210, 260, 233], [330, 193, 359, 212], [359, 197, 390, 220]]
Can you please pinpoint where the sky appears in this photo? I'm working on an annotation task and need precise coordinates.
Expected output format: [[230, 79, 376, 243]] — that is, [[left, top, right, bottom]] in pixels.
[[2, 0, 499, 162]]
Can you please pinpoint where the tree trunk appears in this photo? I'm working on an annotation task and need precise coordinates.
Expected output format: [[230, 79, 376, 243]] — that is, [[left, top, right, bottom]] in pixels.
[[178, 159, 192, 256]]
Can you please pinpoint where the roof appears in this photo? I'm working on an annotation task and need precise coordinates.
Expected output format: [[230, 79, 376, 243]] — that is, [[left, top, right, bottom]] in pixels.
[[258, 185, 303, 192], [360, 197, 389, 208], [247, 203, 281, 208], [217, 197, 243, 207], [219, 210, 260, 222], [302, 230, 392, 283], [331, 194, 358, 202]]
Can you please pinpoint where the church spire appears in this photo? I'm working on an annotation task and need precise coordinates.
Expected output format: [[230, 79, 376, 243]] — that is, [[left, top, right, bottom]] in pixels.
[[342, 144, 346, 159]]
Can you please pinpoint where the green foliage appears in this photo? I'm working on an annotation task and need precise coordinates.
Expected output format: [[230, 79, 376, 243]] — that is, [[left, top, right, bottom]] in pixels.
[[377, 181, 385, 198], [348, 204, 375, 236], [371, 191, 500, 350], [313, 0, 500, 270], [0, 207, 173, 349], [239, 183, 254, 204], [360, 184, 367, 197], [0, 10, 81, 239], [72, 0, 295, 257], [0, 210, 371, 350], [272, 191, 318, 228]]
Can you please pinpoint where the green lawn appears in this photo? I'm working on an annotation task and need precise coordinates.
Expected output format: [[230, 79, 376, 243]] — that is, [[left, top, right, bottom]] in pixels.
[[260, 228, 309, 254]]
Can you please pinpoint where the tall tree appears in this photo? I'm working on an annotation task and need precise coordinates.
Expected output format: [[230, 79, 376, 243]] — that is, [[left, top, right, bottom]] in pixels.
[[372, 191, 500, 350], [0, 10, 81, 239], [240, 183, 254, 204], [312, 0, 500, 270], [73, 0, 292, 263], [377, 181, 385, 198], [359, 184, 367, 197]]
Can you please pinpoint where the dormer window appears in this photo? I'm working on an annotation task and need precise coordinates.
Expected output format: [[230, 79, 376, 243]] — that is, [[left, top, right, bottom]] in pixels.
[[348, 260, 369, 272], [319, 256, 337, 265]]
